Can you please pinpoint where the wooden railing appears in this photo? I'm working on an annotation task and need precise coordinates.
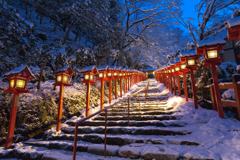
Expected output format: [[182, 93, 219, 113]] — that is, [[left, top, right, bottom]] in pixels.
[[72, 80, 150, 160], [204, 74, 240, 119]]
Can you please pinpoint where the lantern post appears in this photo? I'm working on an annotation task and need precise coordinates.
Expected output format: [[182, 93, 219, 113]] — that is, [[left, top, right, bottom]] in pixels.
[[127, 70, 130, 91], [180, 51, 200, 109], [118, 69, 123, 97], [196, 39, 227, 118], [167, 65, 172, 93], [3, 65, 35, 149], [107, 66, 116, 104], [80, 65, 98, 117], [53, 65, 74, 131], [175, 58, 181, 96], [96, 65, 109, 110], [170, 62, 176, 95], [115, 67, 121, 99]]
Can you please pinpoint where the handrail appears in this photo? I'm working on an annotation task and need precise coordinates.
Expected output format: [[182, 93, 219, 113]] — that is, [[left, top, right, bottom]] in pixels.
[[72, 80, 150, 160]]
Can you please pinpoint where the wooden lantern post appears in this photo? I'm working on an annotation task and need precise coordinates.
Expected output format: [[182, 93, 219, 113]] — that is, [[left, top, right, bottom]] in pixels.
[[118, 69, 123, 97], [180, 51, 200, 109], [170, 62, 177, 95], [107, 66, 116, 104], [96, 65, 109, 110], [127, 70, 130, 91], [80, 65, 98, 117], [167, 66, 173, 93], [175, 58, 181, 96], [114, 67, 121, 99], [53, 65, 74, 131], [3, 65, 35, 149], [196, 39, 227, 118]]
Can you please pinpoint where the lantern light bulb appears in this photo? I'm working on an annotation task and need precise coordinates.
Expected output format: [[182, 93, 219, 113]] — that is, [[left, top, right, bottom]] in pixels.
[[99, 73, 103, 78], [207, 50, 218, 59], [175, 67, 180, 71], [16, 79, 25, 88], [85, 74, 89, 80], [181, 64, 186, 69], [108, 73, 111, 76], [57, 75, 62, 82], [10, 79, 14, 88], [187, 59, 195, 66], [63, 75, 69, 83], [90, 75, 93, 80]]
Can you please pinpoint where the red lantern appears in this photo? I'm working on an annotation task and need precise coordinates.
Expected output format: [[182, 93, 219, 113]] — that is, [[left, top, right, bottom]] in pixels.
[[114, 67, 121, 99], [180, 51, 200, 109], [96, 65, 109, 110], [53, 65, 74, 131], [107, 66, 116, 104], [225, 17, 240, 41], [3, 65, 35, 149], [196, 39, 227, 118], [80, 65, 98, 116], [175, 57, 181, 96]]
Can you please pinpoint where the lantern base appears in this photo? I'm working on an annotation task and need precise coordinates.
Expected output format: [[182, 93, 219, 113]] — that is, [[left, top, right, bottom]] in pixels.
[[53, 82, 72, 87], [186, 66, 199, 70], [96, 78, 109, 81], [81, 80, 96, 84], [4, 88, 30, 94], [205, 58, 224, 64]]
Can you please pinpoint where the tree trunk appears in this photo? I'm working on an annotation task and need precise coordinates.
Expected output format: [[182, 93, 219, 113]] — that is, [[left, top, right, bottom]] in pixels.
[[71, 61, 85, 85], [24, 0, 28, 15], [37, 59, 49, 90], [28, 0, 38, 20], [75, 30, 79, 42], [53, 13, 64, 32], [62, 16, 78, 45]]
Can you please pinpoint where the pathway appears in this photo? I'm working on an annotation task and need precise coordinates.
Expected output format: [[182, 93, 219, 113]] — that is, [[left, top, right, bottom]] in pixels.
[[0, 79, 240, 160]]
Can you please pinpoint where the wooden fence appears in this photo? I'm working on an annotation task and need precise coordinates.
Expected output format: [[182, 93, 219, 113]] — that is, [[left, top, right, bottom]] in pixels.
[[204, 74, 240, 119]]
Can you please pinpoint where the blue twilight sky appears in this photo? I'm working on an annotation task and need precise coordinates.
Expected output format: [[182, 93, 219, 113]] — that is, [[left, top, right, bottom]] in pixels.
[[181, 0, 200, 29]]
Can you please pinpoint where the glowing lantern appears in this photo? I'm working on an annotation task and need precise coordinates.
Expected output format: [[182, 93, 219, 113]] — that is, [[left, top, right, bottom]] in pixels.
[[175, 57, 181, 96], [3, 65, 35, 149], [196, 39, 227, 118], [96, 65, 109, 110], [180, 51, 199, 109], [80, 65, 98, 116], [107, 66, 116, 104], [53, 65, 74, 131]]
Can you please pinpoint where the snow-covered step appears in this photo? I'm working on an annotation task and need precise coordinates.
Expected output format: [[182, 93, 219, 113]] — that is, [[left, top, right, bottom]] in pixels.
[[94, 114, 180, 121], [47, 133, 166, 145], [61, 125, 193, 136], [100, 110, 175, 116], [109, 108, 169, 112], [25, 140, 119, 157], [66, 120, 187, 127]]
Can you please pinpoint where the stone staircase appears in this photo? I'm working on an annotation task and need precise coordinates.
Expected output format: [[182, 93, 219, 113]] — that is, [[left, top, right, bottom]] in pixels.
[[0, 80, 202, 160]]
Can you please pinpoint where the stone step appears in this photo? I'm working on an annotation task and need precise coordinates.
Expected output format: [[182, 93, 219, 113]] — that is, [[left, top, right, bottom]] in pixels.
[[66, 120, 186, 127], [61, 125, 193, 136], [47, 133, 166, 146], [93, 114, 179, 121], [100, 110, 174, 116], [25, 140, 120, 157], [109, 108, 168, 112]]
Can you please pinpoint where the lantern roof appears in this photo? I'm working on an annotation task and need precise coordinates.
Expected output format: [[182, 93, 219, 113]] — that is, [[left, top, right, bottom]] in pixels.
[[195, 38, 226, 48], [97, 65, 109, 71], [170, 61, 175, 66], [175, 57, 180, 62], [109, 66, 116, 70], [53, 65, 74, 75], [3, 65, 35, 78], [225, 16, 240, 28], [116, 66, 121, 70], [80, 65, 98, 73], [180, 50, 197, 57]]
